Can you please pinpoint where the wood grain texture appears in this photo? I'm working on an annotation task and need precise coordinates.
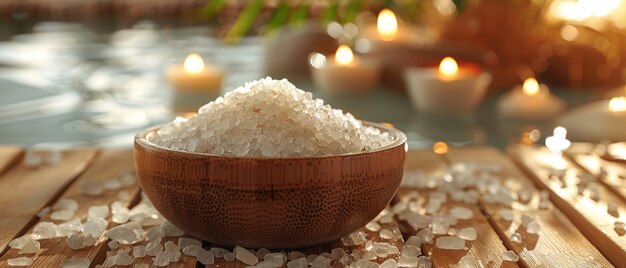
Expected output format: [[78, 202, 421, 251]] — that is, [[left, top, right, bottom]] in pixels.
[[566, 145, 626, 203], [0, 149, 98, 256], [447, 146, 612, 267], [397, 150, 517, 268], [0, 146, 23, 176], [508, 144, 626, 267], [0, 150, 140, 267]]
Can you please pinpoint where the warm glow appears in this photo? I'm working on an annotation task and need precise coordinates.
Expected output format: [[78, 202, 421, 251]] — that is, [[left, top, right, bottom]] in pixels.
[[183, 112, 197, 118], [609, 97, 626, 112], [335, 45, 354, 65], [433, 142, 449, 155], [377, 9, 398, 41], [381, 122, 395, 128], [183, 53, 205, 74], [522, 78, 540, 96], [546, 126, 571, 154], [550, 0, 621, 21], [438, 57, 458, 80]]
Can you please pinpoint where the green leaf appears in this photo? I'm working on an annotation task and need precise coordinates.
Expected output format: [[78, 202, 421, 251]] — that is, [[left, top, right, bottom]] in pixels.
[[343, 0, 364, 23], [321, 1, 339, 25], [195, 0, 229, 20], [224, 0, 265, 44], [290, 3, 310, 27], [265, 1, 291, 33]]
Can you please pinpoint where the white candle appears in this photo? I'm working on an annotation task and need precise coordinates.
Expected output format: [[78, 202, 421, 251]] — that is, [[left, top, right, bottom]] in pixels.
[[403, 57, 491, 116], [167, 53, 224, 93], [559, 97, 626, 141], [497, 77, 566, 120], [309, 45, 380, 94], [356, 9, 418, 52]]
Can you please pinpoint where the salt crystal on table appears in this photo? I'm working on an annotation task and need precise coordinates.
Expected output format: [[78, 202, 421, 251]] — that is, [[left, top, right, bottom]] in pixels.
[[366, 221, 381, 232], [405, 236, 421, 247], [178, 237, 201, 249], [361, 251, 377, 261], [457, 227, 477, 241], [18, 240, 40, 254], [182, 245, 203, 257], [502, 250, 519, 262], [608, 203, 620, 218], [9, 235, 34, 250], [146, 241, 163, 256], [511, 233, 522, 243], [107, 240, 118, 249], [526, 220, 541, 234], [379, 229, 394, 239], [197, 249, 215, 265], [36, 207, 50, 218], [450, 207, 473, 220], [164, 241, 179, 253], [146, 226, 165, 241], [65, 234, 85, 250], [53, 199, 78, 211], [615, 221, 625, 231], [60, 258, 89, 268], [431, 216, 450, 235], [459, 255, 474, 268], [235, 246, 258, 265], [82, 234, 97, 247], [353, 259, 379, 268], [160, 221, 185, 237], [397, 256, 419, 267], [265, 253, 285, 266], [7, 257, 33, 266], [105, 226, 138, 244], [331, 248, 346, 260], [288, 251, 306, 261], [435, 236, 465, 250], [447, 227, 458, 236], [287, 258, 307, 268], [417, 228, 433, 244], [521, 214, 534, 228], [50, 210, 75, 221], [224, 252, 236, 261], [401, 245, 421, 257], [103, 179, 122, 191], [255, 247, 270, 259], [32, 222, 57, 240], [379, 213, 394, 224], [82, 217, 107, 238], [153, 251, 170, 266], [88, 205, 109, 219], [499, 208, 514, 221], [380, 259, 398, 268], [210, 247, 229, 258], [79, 181, 103, 197], [133, 245, 146, 258], [115, 252, 133, 265], [311, 255, 331, 268], [417, 256, 432, 268]]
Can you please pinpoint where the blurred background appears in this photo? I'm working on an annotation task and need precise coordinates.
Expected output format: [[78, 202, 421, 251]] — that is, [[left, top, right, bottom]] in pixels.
[[0, 0, 625, 150]]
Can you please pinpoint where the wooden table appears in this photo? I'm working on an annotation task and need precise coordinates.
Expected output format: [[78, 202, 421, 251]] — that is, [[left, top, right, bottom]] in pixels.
[[0, 144, 622, 267]]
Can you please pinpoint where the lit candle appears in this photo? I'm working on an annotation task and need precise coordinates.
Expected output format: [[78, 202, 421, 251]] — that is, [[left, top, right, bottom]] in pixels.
[[497, 77, 567, 120], [544, 126, 571, 171], [559, 97, 626, 141], [355, 9, 418, 52], [309, 45, 381, 94], [377, 9, 398, 41], [403, 56, 491, 116], [167, 53, 224, 93]]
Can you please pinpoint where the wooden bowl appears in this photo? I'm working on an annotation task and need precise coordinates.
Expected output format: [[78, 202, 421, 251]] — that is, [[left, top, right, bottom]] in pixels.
[[134, 122, 407, 249]]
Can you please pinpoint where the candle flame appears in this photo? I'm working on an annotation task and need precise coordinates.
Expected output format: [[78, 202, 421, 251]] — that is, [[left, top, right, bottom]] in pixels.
[[546, 126, 571, 154], [554, 126, 567, 139], [522, 77, 540, 96], [433, 142, 449, 155], [438, 57, 458, 80], [377, 9, 398, 41], [335, 45, 354, 66], [184, 53, 205, 74], [609, 97, 626, 112]]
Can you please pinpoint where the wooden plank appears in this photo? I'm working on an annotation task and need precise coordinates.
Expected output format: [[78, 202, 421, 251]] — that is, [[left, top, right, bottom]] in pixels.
[[0, 150, 141, 267], [566, 145, 626, 203], [0, 146, 23, 176], [447, 146, 612, 267], [508, 144, 626, 266], [0, 149, 98, 256], [397, 150, 517, 268]]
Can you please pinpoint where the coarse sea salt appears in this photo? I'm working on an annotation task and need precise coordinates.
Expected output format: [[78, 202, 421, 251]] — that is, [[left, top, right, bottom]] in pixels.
[[148, 77, 395, 157]]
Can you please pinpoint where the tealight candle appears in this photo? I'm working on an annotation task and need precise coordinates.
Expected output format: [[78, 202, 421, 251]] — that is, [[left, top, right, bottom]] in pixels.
[[403, 57, 491, 116], [167, 53, 224, 93], [309, 45, 380, 94], [497, 77, 566, 120], [559, 97, 626, 141], [356, 9, 418, 52]]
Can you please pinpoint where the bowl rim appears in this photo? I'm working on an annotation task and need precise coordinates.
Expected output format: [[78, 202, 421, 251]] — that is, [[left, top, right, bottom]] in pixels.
[[135, 121, 407, 160]]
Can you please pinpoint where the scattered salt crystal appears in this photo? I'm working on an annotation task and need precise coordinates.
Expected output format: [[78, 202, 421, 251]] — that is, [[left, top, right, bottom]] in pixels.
[[18, 240, 40, 254], [36, 207, 51, 218], [105, 225, 140, 244], [615, 221, 625, 231], [149, 77, 395, 157], [60, 258, 89, 268], [306, 254, 318, 264], [431, 216, 450, 235], [379, 229, 394, 239], [65, 234, 85, 250], [401, 245, 421, 257], [361, 251, 377, 261], [502, 250, 519, 262], [405, 236, 421, 247], [457, 227, 477, 241], [331, 248, 346, 260], [435, 236, 465, 250], [210, 247, 229, 258], [265, 253, 285, 266], [224, 252, 236, 261], [83, 234, 97, 247], [379, 213, 395, 224], [447, 227, 458, 236], [146, 226, 165, 241], [255, 247, 270, 259], [511, 233, 522, 243], [182, 245, 204, 257], [197, 249, 215, 265], [102, 179, 122, 191], [287, 258, 307, 268], [153, 251, 170, 266], [417, 228, 433, 244], [50, 210, 75, 221], [311, 255, 331, 268], [160, 221, 184, 237], [133, 245, 146, 258], [338, 254, 355, 266], [526, 220, 541, 234], [7, 257, 33, 266], [521, 214, 534, 228], [417, 256, 432, 268], [235, 246, 258, 265], [450, 207, 473, 220], [115, 252, 133, 265], [459, 255, 474, 268], [9, 235, 34, 250], [365, 221, 381, 232], [107, 240, 119, 250], [397, 256, 419, 267], [288, 251, 306, 260], [353, 259, 379, 268], [177, 237, 201, 250], [88, 205, 109, 219], [82, 217, 108, 238], [53, 199, 78, 211], [146, 241, 163, 256], [499, 208, 514, 221], [79, 181, 103, 197], [380, 259, 398, 268], [343, 230, 367, 246], [608, 203, 620, 218]]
